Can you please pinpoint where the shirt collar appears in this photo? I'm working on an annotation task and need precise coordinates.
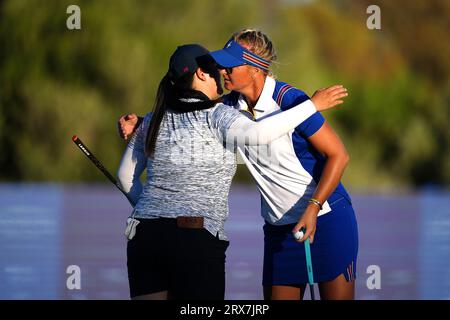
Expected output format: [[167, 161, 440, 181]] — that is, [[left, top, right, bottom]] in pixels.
[[236, 76, 276, 118]]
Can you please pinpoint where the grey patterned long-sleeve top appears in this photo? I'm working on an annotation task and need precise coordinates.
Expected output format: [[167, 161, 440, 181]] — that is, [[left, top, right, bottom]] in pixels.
[[117, 99, 316, 240]]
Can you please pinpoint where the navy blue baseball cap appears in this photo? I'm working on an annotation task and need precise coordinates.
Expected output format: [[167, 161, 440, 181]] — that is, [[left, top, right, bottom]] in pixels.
[[209, 39, 270, 72], [168, 44, 210, 80]]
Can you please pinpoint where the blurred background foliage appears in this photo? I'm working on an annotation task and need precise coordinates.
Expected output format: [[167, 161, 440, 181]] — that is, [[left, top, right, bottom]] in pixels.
[[0, 0, 449, 191]]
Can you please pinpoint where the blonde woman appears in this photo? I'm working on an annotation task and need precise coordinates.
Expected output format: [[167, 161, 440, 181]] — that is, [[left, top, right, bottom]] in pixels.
[[208, 29, 358, 300]]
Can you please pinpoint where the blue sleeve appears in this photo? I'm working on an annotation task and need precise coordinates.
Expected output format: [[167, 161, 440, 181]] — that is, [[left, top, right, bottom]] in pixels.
[[281, 91, 310, 109], [297, 112, 325, 138], [280, 88, 324, 138]]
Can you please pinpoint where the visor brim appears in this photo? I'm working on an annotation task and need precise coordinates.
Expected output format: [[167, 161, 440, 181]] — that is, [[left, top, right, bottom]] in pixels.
[[209, 50, 245, 68]]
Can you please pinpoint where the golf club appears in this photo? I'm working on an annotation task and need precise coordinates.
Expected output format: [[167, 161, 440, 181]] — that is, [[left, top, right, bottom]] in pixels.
[[72, 135, 135, 207], [304, 230, 316, 300]]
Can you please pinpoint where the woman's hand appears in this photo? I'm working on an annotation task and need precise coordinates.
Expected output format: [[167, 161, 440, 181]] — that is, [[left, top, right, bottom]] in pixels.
[[118, 114, 139, 140], [292, 204, 320, 244], [311, 85, 348, 112]]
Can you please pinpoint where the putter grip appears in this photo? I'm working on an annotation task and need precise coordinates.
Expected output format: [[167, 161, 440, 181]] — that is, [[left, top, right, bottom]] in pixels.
[[304, 237, 315, 284]]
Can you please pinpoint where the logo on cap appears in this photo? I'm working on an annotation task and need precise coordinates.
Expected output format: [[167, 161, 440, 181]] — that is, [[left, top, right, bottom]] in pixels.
[[183, 66, 189, 73]]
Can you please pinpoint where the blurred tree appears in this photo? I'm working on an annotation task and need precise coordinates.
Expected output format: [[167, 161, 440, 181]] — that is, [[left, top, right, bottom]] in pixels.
[[277, 0, 450, 189], [0, 0, 448, 189]]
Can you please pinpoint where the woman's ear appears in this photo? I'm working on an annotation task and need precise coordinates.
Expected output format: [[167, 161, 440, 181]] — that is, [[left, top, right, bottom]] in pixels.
[[195, 68, 207, 81]]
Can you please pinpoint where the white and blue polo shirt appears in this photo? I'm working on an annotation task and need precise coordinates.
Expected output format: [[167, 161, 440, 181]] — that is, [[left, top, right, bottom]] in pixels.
[[224, 77, 351, 225]]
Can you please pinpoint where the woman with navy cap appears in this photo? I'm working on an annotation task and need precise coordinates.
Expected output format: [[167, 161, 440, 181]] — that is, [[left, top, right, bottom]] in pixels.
[[116, 42, 347, 300], [207, 29, 358, 300]]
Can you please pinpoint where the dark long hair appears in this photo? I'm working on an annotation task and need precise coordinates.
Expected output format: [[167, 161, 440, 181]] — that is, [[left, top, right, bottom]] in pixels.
[[144, 73, 194, 157]]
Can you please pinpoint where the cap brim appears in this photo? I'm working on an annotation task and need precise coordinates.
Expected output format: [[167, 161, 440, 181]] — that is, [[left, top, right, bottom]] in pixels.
[[209, 49, 244, 68]]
